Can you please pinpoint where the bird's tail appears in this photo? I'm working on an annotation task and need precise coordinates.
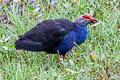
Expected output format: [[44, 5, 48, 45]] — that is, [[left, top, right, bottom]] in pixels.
[[15, 39, 45, 51]]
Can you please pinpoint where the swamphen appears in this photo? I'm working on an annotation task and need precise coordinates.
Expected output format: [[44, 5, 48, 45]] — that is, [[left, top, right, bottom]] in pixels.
[[15, 14, 98, 59]]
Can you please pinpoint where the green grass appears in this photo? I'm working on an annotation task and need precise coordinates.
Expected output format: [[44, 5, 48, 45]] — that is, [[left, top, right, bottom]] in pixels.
[[0, 0, 120, 80]]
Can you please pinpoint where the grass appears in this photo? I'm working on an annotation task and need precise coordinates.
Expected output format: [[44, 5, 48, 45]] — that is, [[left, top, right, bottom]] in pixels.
[[0, 0, 120, 79]]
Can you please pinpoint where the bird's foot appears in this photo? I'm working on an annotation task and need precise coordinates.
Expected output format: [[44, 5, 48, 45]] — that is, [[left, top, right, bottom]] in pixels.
[[57, 55, 61, 63], [62, 55, 66, 60], [57, 55, 66, 63], [57, 59, 61, 64]]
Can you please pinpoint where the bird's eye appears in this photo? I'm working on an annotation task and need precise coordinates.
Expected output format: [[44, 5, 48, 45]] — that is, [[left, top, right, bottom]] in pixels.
[[84, 17, 89, 19], [84, 17, 89, 20]]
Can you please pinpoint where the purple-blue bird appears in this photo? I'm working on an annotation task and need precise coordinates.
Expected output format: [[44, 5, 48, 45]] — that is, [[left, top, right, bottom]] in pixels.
[[15, 14, 98, 59]]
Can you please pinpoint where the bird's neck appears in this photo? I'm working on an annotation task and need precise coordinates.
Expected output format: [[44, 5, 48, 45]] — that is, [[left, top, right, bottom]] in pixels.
[[74, 22, 89, 44], [75, 21, 88, 26], [74, 22, 88, 32]]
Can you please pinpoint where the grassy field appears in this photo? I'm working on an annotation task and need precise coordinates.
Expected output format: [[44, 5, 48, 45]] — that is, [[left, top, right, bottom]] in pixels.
[[0, 0, 120, 80]]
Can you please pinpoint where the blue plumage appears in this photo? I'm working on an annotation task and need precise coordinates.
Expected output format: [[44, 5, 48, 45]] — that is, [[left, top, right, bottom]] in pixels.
[[74, 23, 89, 44], [15, 14, 98, 57], [53, 23, 89, 55]]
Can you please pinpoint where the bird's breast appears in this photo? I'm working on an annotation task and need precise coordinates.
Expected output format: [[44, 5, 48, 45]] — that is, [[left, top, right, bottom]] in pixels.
[[75, 27, 89, 44]]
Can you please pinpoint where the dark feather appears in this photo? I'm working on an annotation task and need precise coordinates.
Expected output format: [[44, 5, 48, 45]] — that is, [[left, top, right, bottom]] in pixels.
[[15, 19, 75, 53], [15, 14, 98, 56]]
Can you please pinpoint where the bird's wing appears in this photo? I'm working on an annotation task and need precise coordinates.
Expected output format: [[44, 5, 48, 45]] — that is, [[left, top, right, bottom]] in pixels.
[[16, 19, 75, 52]]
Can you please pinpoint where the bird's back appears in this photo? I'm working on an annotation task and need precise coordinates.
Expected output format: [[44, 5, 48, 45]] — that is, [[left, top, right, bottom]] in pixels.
[[15, 19, 75, 53]]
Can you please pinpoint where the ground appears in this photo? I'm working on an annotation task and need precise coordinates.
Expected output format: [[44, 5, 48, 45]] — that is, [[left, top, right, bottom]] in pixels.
[[0, 0, 120, 80]]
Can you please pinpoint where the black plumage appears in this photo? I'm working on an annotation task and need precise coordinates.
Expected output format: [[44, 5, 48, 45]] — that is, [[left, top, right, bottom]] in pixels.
[[15, 19, 75, 53], [15, 14, 98, 57]]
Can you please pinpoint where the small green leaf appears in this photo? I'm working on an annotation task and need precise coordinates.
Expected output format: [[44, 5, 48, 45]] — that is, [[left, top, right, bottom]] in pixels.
[[8, 44, 15, 48], [27, 5, 34, 11]]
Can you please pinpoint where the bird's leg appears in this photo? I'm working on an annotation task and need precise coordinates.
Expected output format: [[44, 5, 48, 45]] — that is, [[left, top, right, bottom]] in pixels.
[[62, 55, 66, 60], [57, 55, 66, 63], [57, 54, 61, 63]]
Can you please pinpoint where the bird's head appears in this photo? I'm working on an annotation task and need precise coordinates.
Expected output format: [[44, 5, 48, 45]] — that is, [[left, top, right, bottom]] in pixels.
[[75, 14, 98, 25]]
